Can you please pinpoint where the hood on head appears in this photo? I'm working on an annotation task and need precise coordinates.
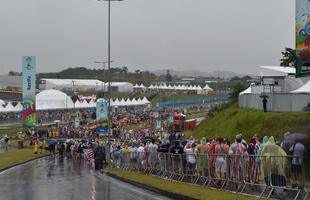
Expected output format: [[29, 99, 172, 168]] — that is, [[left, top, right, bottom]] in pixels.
[[263, 136, 269, 144], [267, 136, 275, 145]]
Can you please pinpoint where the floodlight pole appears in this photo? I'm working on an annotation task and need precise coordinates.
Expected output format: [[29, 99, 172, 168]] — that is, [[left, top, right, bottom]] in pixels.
[[94, 60, 114, 97], [98, 0, 123, 134]]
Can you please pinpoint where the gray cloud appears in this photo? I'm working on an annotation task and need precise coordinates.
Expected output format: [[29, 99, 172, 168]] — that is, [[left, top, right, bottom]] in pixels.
[[0, 0, 294, 75]]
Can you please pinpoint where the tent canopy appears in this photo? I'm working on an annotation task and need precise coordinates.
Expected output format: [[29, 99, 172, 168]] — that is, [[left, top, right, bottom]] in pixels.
[[37, 89, 74, 110], [291, 80, 310, 94]]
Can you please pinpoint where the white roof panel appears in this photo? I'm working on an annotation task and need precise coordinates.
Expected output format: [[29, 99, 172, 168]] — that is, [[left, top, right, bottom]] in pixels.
[[259, 66, 295, 77]]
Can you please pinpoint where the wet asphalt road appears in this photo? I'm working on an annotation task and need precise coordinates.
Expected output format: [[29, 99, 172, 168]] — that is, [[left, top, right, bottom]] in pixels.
[[0, 157, 173, 200]]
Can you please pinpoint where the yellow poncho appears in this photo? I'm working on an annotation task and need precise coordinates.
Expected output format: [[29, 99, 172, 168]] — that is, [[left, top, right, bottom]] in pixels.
[[260, 136, 287, 179]]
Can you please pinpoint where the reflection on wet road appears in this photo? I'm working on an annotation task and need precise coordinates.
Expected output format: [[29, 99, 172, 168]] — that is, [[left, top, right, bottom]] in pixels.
[[0, 157, 173, 200]]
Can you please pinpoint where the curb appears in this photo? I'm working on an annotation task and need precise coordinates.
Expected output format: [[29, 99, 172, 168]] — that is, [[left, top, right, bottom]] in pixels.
[[0, 154, 50, 173], [105, 172, 199, 200]]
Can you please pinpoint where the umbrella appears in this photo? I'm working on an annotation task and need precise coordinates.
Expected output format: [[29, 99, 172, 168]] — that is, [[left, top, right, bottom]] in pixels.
[[53, 120, 61, 123], [259, 94, 269, 99], [282, 132, 310, 153]]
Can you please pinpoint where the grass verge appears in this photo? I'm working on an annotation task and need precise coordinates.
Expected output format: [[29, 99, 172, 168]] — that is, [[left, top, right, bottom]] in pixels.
[[106, 168, 257, 200], [0, 125, 48, 137], [0, 149, 49, 171], [188, 107, 310, 141]]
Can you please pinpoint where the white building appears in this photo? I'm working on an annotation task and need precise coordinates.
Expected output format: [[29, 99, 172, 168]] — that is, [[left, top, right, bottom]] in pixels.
[[239, 66, 310, 112], [39, 79, 133, 93]]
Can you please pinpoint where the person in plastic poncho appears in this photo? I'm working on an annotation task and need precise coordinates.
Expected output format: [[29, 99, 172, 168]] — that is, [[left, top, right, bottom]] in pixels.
[[260, 136, 287, 187]]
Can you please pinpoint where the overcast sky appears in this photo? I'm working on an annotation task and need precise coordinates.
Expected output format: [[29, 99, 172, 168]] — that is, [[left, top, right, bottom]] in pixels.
[[0, 0, 294, 75]]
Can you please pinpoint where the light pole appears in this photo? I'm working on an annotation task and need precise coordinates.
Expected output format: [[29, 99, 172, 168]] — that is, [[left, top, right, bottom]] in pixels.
[[98, 0, 123, 134], [72, 80, 76, 92], [94, 60, 114, 98]]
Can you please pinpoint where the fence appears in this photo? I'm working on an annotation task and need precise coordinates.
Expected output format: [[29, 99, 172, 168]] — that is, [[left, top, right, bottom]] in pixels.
[[158, 95, 230, 107], [108, 152, 310, 200], [238, 93, 310, 112]]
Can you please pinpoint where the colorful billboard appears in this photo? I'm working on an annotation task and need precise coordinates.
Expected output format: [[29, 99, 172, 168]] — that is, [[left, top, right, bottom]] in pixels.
[[296, 0, 310, 77], [96, 98, 109, 135], [22, 56, 36, 127]]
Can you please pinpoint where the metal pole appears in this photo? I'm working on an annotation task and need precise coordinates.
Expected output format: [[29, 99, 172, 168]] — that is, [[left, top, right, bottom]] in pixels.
[[108, 0, 112, 132], [103, 62, 106, 98], [94, 61, 113, 98]]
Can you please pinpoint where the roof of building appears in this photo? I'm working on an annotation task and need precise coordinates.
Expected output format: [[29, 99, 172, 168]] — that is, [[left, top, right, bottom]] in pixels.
[[0, 75, 22, 87], [40, 79, 132, 87], [259, 66, 295, 77]]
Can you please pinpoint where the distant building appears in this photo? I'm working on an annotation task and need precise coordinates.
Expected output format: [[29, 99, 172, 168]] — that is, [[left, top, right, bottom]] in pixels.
[[0, 75, 22, 90], [0, 75, 22, 101], [180, 77, 195, 84], [39, 79, 134, 93]]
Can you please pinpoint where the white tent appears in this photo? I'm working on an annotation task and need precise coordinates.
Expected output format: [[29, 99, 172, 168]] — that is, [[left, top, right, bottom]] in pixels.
[[142, 97, 150, 104], [136, 98, 142, 105], [81, 100, 89, 108], [119, 98, 126, 106], [291, 80, 310, 93], [203, 84, 212, 90], [131, 98, 139, 105], [125, 98, 132, 106], [37, 103, 50, 110], [149, 84, 154, 89], [36, 89, 74, 110], [89, 99, 96, 107], [114, 98, 120, 105], [75, 101, 83, 108], [4, 102, 15, 112], [240, 86, 252, 95], [0, 105, 5, 112], [14, 102, 23, 111], [0, 99, 5, 106]]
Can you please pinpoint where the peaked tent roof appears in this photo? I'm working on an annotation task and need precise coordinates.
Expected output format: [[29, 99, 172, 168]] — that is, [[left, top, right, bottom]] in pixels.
[[15, 102, 23, 111], [5, 102, 15, 112], [240, 86, 252, 95], [203, 84, 212, 90], [0, 99, 5, 106], [291, 80, 310, 93]]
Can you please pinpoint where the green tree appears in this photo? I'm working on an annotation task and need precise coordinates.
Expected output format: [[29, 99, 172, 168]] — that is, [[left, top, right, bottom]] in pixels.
[[121, 66, 128, 74], [8, 71, 21, 76], [231, 83, 247, 98], [280, 48, 296, 67], [165, 70, 173, 82]]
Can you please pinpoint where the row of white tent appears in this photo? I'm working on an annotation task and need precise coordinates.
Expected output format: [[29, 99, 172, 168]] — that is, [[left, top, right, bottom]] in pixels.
[[0, 97, 150, 113], [134, 83, 213, 92], [0, 102, 23, 113], [74, 97, 150, 108]]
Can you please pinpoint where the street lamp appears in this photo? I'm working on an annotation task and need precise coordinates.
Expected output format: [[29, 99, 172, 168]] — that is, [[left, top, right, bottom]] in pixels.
[[72, 80, 76, 92], [98, 0, 124, 134], [94, 60, 114, 97]]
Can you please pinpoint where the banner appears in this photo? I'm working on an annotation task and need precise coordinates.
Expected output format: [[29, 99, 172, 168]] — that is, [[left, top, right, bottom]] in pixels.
[[96, 98, 109, 135], [296, 0, 310, 77], [22, 56, 36, 127]]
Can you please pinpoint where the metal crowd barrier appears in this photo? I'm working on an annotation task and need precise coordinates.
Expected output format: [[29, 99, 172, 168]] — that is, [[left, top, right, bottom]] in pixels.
[[110, 152, 309, 200]]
